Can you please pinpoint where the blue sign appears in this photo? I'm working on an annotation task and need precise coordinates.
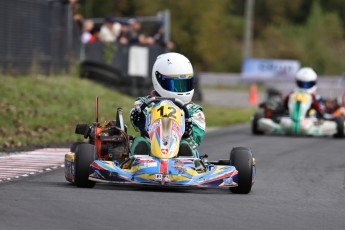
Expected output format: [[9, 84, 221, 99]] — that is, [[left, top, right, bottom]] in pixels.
[[242, 58, 300, 78]]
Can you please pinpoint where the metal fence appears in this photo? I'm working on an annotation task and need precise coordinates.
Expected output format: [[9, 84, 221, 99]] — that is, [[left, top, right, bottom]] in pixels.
[[0, 0, 80, 75]]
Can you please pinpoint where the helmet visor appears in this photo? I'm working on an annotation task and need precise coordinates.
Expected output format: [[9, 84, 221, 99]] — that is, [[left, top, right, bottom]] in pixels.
[[156, 72, 194, 93], [296, 80, 316, 89]]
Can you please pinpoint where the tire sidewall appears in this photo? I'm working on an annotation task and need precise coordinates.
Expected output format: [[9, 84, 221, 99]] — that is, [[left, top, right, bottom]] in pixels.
[[75, 143, 96, 188], [252, 112, 264, 135], [70, 141, 86, 153], [230, 147, 253, 194], [333, 116, 344, 138]]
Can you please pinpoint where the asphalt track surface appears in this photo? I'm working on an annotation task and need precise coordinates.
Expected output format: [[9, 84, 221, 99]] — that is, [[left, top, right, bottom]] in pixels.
[[0, 124, 344, 230]]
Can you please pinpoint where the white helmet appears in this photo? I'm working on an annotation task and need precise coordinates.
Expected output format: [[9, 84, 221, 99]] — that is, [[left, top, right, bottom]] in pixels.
[[152, 52, 194, 105], [295, 67, 317, 93]]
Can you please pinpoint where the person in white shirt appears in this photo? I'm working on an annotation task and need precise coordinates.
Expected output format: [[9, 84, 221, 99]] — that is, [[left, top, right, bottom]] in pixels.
[[99, 16, 121, 42]]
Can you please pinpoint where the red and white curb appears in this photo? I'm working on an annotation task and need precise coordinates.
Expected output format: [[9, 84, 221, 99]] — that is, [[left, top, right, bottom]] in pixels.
[[0, 148, 68, 182]]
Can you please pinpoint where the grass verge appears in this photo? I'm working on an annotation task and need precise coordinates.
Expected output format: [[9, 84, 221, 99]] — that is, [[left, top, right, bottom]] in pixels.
[[0, 75, 255, 149]]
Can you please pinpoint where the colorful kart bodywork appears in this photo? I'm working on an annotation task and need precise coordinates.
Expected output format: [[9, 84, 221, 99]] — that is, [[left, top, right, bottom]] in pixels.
[[65, 97, 255, 193], [65, 154, 242, 187]]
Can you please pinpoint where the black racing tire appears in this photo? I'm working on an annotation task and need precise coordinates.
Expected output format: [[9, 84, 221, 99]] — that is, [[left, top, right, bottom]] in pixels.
[[70, 141, 86, 153], [333, 116, 344, 138], [75, 143, 96, 188], [252, 112, 264, 135], [229, 147, 254, 194]]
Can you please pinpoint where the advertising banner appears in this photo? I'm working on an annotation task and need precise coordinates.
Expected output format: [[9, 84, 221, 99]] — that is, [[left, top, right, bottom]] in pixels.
[[242, 58, 300, 78]]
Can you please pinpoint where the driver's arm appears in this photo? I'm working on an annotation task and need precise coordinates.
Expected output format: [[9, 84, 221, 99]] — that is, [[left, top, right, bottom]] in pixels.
[[185, 104, 205, 147], [311, 94, 325, 117], [130, 96, 149, 135]]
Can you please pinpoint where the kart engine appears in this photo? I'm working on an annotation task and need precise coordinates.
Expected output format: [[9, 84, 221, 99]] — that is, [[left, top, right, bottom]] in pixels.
[[74, 108, 130, 164]]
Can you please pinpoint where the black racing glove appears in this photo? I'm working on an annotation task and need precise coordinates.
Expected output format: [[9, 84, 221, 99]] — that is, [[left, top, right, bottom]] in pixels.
[[183, 120, 193, 138], [130, 108, 145, 127]]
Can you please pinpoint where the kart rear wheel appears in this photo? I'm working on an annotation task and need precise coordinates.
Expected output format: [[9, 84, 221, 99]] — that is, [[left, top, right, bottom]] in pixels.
[[75, 144, 96, 188], [230, 147, 253, 194], [252, 112, 264, 135], [333, 116, 344, 138]]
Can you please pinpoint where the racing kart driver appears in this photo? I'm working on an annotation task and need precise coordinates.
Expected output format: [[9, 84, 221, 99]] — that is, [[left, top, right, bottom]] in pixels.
[[283, 67, 331, 119], [129, 52, 205, 157]]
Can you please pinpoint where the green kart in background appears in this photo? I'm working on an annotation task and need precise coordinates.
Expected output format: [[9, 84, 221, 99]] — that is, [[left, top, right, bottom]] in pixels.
[[252, 90, 344, 138]]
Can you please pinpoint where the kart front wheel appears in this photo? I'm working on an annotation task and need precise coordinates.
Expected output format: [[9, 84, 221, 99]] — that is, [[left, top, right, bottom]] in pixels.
[[70, 141, 86, 153], [230, 147, 254, 194], [75, 144, 96, 188], [252, 112, 264, 135]]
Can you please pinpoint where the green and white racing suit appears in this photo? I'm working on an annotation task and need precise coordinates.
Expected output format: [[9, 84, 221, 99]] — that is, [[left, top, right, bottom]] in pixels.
[[130, 92, 205, 157]]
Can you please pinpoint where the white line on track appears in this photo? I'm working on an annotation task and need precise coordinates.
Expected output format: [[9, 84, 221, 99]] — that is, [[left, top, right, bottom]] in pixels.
[[0, 148, 68, 182], [0, 168, 40, 172]]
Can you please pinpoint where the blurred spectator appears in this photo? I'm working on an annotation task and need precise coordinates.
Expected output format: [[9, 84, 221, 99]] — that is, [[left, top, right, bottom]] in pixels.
[[150, 22, 175, 50], [116, 21, 130, 45], [81, 19, 94, 44], [88, 24, 101, 43], [126, 18, 147, 45], [99, 16, 122, 42]]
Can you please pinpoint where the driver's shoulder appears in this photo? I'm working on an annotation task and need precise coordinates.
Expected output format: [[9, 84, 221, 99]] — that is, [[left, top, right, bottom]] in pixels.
[[185, 102, 203, 113]]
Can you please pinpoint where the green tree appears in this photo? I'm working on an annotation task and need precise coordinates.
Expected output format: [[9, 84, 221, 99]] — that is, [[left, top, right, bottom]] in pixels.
[[194, 1, 244, 71], [78, 0, 136, 18], [256, 1, 345, 74], [300, 1, 345, 74]]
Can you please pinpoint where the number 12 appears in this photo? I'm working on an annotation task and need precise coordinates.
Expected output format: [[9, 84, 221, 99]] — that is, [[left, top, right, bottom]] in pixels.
[[157, 106, 177, 119]]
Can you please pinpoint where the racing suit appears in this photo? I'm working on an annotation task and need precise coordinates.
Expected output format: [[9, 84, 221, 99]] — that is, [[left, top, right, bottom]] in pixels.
[[283, 91, 325, 118], [130, 91, 205, 157]]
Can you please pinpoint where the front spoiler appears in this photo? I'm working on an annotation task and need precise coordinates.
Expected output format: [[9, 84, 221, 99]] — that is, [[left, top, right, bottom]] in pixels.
[[88, 177, 237, 190], [257, 117, 338, 136], [89, 158, 239, 188]]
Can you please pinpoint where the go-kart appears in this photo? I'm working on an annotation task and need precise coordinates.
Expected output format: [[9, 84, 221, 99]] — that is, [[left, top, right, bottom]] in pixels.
[[252, 90, 344, 138], [65, 97, 256, 194], [255, 88, 287, 124], [323, 97, 345, 118]]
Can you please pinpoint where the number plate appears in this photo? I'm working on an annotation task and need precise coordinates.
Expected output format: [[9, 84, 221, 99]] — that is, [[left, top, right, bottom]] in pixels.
[[151, 104, 182, 125]]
